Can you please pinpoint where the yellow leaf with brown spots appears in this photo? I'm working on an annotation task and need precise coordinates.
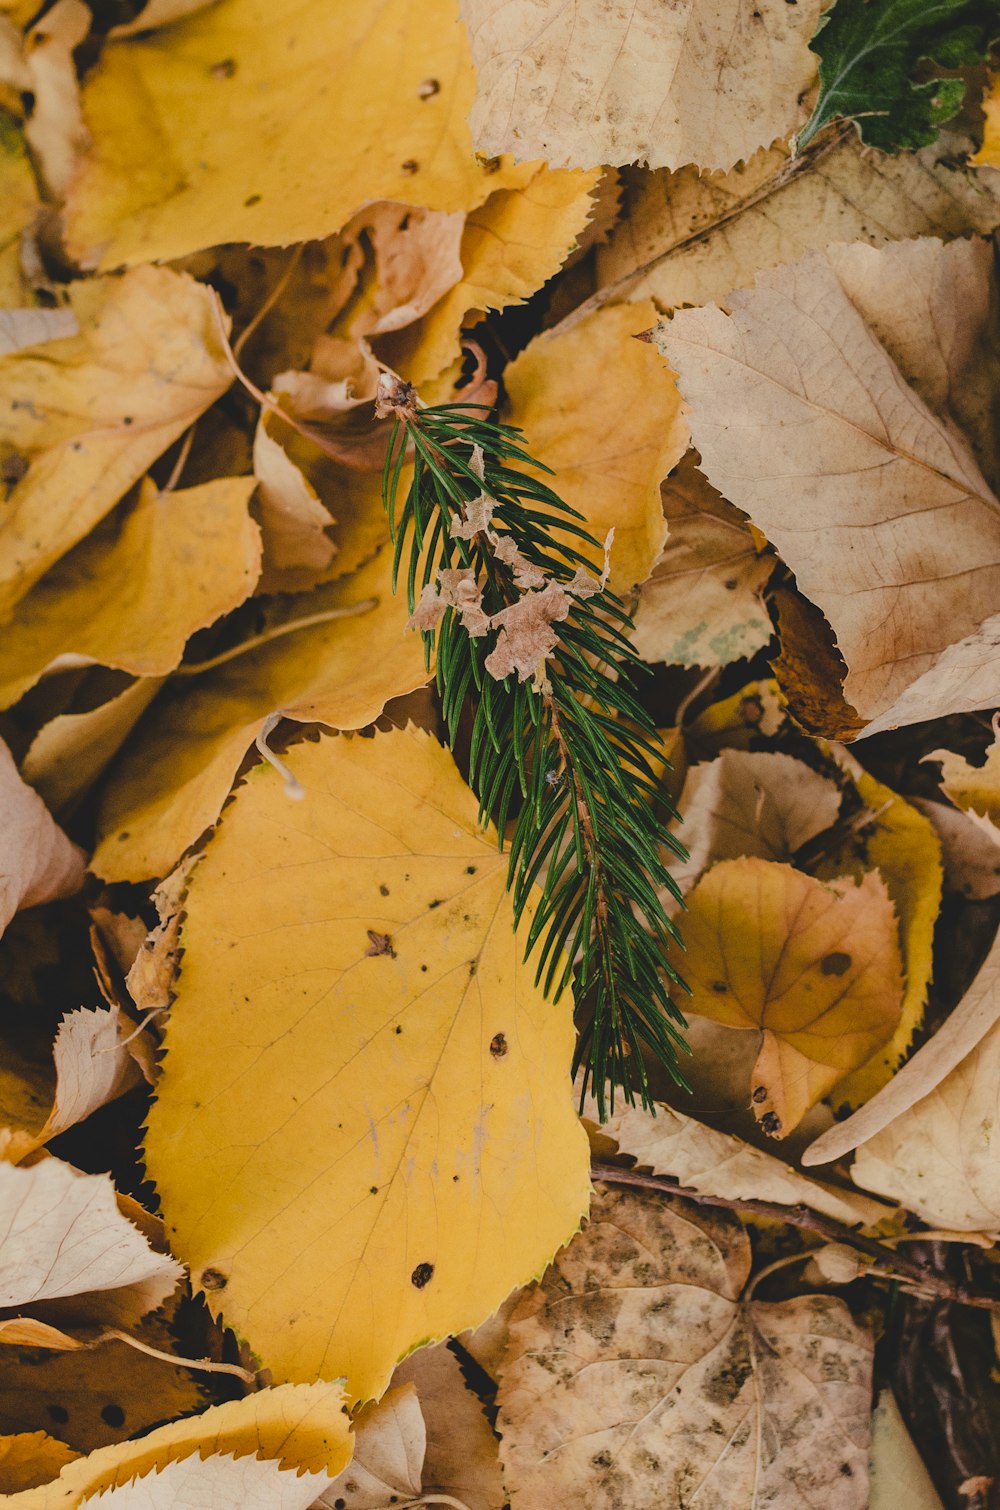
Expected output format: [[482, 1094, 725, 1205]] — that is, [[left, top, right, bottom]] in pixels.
[[144, 725, 590, 1403], [682, 858, 904, 1135]]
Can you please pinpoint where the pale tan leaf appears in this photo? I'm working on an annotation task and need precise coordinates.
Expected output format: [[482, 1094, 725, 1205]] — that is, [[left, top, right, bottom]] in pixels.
[[315, 1386, 423, 1509], [584, 1093, 892, 1227], [658, 237, 1000, 735], [869, 1390, 944, 1510], [0, 1159, 181, 1324], [598, 133, 1000, 313], [21, 0, 89, 197], [497, 1184, 872, 1508], [459, 0, 822, 173], [393, 1344, 505, 1510], [912, 797, 1000, 899], [0, 307, 77, 356], [804, 927, 1000, 1167], [43, 1006, 143, 1142], [0, 738, 84, 938], [668, 748, 842, 897], [78, 1452, 333, 1508], [632, 455, 771, 669], [252, 417, 336, 590]]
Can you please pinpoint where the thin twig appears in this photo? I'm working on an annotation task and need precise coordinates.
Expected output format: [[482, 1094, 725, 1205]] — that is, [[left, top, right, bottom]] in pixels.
[[591, 1162, 1000, 1312]]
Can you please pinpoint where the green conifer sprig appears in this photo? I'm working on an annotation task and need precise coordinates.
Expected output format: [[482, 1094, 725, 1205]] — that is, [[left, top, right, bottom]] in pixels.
[[378, 381, 690, 1116]]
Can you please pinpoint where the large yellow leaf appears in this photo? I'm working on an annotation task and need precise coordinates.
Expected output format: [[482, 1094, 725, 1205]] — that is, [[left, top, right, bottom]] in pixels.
[[598, 133, 1000, 313], [3, 1384, 352, 1508], [144, 726, 590, 1403], [658, 237, 1000, 735], [682, 858, 904, 1136], [91, 544, 430, 882], [64, 0, 534, 270], [503, 301, 686, 590], [459, 0, 821, 172], [496, 1184, 873, 1507], [0, 478, 259, 709], [0, 267, 231, 618]]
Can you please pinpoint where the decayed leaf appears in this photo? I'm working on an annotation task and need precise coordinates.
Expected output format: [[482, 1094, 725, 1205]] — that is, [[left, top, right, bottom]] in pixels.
[[76, 1452, 334, 1508], [22, 678, 164, 816], [497, 1184, 872, 1508], [65, 0, 538, 269], [813, 747, 943, 1106], [868, 1390, 945, 1510], [659, 236, 1000, 735], [459, 0, 822, 173], [804, 926, 1000, 1167], [316, 1386, 424, 1509], [0, 118, 39, 304], [0, 1433, 80, 1494], [0, 266, 232, 617], [597, 132, 1000, 313], [682, 859, 904, 1135], [631, 454, 771, 668], [667, 748, 842, 897], [382, 165, 601, 385], [0, 478, 260, 709], [91, 544, 430, 883], [0, 1159, 181, 1326], [850, 1012, 1000, 1234], [503, 301, 685, 590], [143, 727, 591, 1403], [584, 1092, 892, 1227], [0, 1384, 352, 1508], [0, 738, 84, 940], [393, 1343, 505, 1510]]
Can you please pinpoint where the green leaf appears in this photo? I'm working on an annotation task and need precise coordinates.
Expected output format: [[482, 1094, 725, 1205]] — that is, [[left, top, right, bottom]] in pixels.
[[796, 0, 1000, 153]]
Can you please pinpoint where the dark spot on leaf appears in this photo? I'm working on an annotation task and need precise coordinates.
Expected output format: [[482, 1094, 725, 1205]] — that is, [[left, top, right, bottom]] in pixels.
[[592, 1450, 612, 1468], [760, 1112, 782, 1135], [394, 1025, 403, 1034], [365, 929, 395, 958], [401, 160, 419, 174], [468, 960, 477, 976], [421, 964, 428, 972], [480, 155, 502, 173], [839, 1462, 852, 1477], [370, 1185, 378, 1195], [466, 865, 477, 874], [122, 416, 133, 426], [379, 883, 390, 896], [47, 1404, 69, 1425], [411, 1261, 434, 1288], [335, 1501, 346, 1510], [201, 1268, 228, 1291], [724, 577, 738, 589], [752, 1085, 767, 1103], [101, 1403, 125, 1428], [740, 694, 764, 724], [490, 1032, 508, 1057], [211, 57, 236, 78], [820, 951, 851, 976], [711, 980, 728, 993], [418, 77, 440, 98], [244, 192, 262, 207]]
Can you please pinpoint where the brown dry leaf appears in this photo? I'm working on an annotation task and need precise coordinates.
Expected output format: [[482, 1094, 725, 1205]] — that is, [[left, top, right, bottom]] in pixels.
[[459, 0, 822, 173], [682, 859, 904, 1136], [0, 738, 84, 940], [659, 236, 1000, 735], [0, 1433, 80, 1494], [41, 1006, 145, 1143], [0, 1158, 181, 1326], [91, 544, 430, 883], [64, 0, 537, 270], [584, 1091, 892, 1227], [0, 1383, 351, 1508], [913, 797, 1000, 899], [631, 454, 772, 669], [0, 267, 232, 619], [497, 1183, 872, 1508], [850, 1012, 1000, 1235], [382, 165, 601, 385], [22, 678, 165, 817], [598, 132, 1000, 313], [804, 926, 1000, 1168], [0, 478, 260, 709], [503, 301, 686, 590], [252, 416, 335, 592], [667, 748, 842, 897], [393, 1343, 505, 1510], [315, 1386, 424, 1509]]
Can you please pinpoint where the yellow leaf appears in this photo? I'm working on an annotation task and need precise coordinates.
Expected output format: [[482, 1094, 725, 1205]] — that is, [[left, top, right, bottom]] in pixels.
[[814, 746, 943, 1107], [0, 478, 259, 709], [21, 677, 163, 816], [64, 0, 537, 270], [682, 858, 904, 1135], [382, 165, 601, 386], [0, 267, 232, 618], [928, 733, 1000, 824], [91, 544, 430, 883], [0, 1433, 79, 1494], [2, 1384, 352, 1508], [503, 301, 687, 590], [0, 118, 39, 305], [459, 0, 822, 173], [144, 726, 591, 1403], [972, 74, 1000, 166]]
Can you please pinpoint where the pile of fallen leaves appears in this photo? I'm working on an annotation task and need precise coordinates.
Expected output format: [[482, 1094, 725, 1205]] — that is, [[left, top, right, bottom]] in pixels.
[[2, 0, 1000, 1503]]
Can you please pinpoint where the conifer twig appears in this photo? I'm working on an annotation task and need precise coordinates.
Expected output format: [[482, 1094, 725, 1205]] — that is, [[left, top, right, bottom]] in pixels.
[[377, 375, 689, 1116]]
